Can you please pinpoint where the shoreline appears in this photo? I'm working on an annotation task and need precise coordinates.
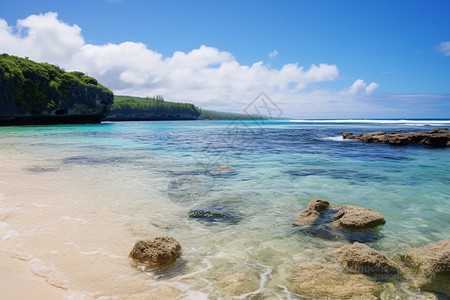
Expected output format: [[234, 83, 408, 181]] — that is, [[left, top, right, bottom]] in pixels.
[[0, 252, 65, 299]]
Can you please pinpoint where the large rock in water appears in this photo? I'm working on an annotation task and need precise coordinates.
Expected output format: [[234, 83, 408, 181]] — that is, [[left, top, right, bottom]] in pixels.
[[342, 129, 450, 147], [294, 199, 330, 226], [332, 205, 386, 229], [294, 200, 385, 242], [341, 242, 398, 277], [129, 236, 182, 267], [400, 240, 450, 296], [0, 54, 113, 125], [290, 262, 381, 299]]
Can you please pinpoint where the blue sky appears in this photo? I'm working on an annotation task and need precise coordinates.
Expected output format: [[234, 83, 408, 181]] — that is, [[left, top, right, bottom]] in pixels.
[[1, 0, 449, 118]]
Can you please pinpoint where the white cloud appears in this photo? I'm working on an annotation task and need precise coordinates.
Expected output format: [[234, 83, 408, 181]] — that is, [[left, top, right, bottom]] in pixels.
[[347, 79, 379, 95], [0, 12, 84, 65], [0, 12, 409, 118], [436, 41, 450, 56], [268, 50, 278, 58]]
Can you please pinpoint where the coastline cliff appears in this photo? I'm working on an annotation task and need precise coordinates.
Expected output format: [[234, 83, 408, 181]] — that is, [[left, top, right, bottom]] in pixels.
[[0, 54, 113, 126]]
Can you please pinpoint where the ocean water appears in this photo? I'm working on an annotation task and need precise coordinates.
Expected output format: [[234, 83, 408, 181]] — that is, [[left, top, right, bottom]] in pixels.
[[0, 120, 449, 299]]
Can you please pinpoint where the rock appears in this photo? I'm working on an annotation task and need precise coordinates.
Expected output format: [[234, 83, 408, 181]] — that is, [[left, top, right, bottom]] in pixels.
[[294, 200, 385, 242], [401, 240, 450, 296], [341, 242, 397, 278], [215, 272, 260, 297], [342, 129, 450, 147], [290, 262, 381, 299], [129, 236, 182, 267], [332, 205, 386, 229], [342, 131, 356, 139], [189, 206, 243, 224], [294, 199, 330, 226]]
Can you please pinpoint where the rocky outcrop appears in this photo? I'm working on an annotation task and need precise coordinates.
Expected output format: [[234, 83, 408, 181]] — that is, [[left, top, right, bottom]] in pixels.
[[0, 54, 113, 125], [400, 240, 450, 296], [341, 242, 397, 277], [332, 205, 386, 229], [129, 236, 182, 267], [342, 129, 450, 147], [294, 199, 385, 242], [290, 262, 381, 299], [294, 199, 330, 226]]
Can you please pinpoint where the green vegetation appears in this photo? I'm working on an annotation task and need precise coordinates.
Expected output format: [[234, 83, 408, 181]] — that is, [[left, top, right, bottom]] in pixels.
[[108, 95, 201, 120], [197, 109, 268, 120], [110, 96, 269, 121], [0, 53, 112, 114]]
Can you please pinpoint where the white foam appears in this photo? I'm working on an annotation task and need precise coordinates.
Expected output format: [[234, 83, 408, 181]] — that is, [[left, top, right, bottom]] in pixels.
[[290, 119, 450, 126], [2, 230, 19, 240], [177, 259, 212, 280], [29, 258, 70, 289], [322, 136, 345, 141], [234, 263, 272, 299]]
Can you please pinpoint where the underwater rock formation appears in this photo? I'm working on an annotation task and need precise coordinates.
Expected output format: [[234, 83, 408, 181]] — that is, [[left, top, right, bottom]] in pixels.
[[294, 199, 385, 242], [290, 262, 381, 299], [189, 206, 243, 225]]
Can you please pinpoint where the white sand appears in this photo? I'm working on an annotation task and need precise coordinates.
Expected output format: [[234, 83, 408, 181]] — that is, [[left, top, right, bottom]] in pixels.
[[0, 252, 65, 299]]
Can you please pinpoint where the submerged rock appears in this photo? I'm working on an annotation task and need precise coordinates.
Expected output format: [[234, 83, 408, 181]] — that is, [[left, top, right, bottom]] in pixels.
[[129, 236, 182, 267], [290, 262, 380, 299], [400, 240, 450, 296], [215, 272, 260, 297], [332, 205, 386, 229], [294, 199, 330, 226], [189, 206, 243, 224], [342, 128, 450, 147], [341, 242, 398, 277], [294, 200, 385, 242]]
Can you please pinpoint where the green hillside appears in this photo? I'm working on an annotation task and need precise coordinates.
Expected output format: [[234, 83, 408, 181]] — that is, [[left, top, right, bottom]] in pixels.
[[106, 95, 201, 120]]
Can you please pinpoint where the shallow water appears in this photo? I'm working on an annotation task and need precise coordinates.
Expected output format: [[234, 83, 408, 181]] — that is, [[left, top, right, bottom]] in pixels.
[[0, 120, 449, 299]]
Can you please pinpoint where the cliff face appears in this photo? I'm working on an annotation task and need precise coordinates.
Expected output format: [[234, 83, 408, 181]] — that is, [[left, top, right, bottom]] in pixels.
[[0, 54, 113, 126]]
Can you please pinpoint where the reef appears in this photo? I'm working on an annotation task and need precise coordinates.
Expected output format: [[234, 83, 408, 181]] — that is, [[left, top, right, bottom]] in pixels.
[[342, 128, 450, 146]]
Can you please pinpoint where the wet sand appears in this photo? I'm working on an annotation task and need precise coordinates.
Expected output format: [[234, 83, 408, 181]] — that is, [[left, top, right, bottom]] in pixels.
[[0, 252, 65, 299]]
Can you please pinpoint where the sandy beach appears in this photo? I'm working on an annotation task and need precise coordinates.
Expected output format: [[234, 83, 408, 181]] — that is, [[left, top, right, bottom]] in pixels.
[[0, 252, 64, 299]]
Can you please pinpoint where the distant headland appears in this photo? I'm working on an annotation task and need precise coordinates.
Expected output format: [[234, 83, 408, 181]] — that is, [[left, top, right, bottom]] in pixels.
[[0, 54, 113, 126]]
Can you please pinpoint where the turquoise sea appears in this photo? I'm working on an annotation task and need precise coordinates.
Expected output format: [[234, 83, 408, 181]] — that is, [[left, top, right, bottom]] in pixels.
[[0, 120, 449, 299]]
